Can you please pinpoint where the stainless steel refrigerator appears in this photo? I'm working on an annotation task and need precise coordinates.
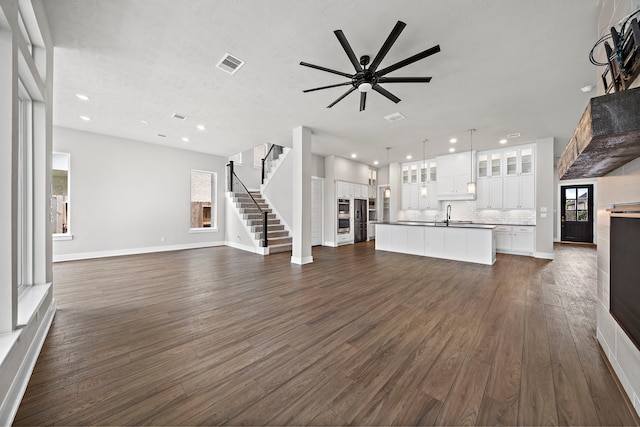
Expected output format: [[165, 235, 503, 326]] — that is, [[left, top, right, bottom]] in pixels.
[[354, 198, 367, 243]]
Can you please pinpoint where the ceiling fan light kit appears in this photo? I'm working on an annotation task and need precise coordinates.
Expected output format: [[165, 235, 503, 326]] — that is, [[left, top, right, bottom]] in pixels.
[[301, 20, 440, 111]]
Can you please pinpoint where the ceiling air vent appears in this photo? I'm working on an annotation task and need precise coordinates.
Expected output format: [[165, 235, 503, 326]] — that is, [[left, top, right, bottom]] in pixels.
[[384, 112, 406, 123], [216, 53, 245, 75], [172, 113, 187, 120]]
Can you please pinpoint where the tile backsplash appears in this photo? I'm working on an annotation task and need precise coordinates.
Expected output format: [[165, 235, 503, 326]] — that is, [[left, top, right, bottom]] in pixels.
[[397, 200, 536, 225]]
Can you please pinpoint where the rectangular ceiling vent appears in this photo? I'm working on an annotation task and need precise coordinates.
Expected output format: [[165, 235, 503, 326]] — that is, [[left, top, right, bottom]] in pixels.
[[507, 132, 521, 138], [216, 53, 245, 75], [384, 112, 406, 123], [172, 113, 187, 120]]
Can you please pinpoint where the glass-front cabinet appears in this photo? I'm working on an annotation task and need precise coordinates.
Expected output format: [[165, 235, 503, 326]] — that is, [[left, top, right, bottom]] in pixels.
[[478, 151, 502, 179], [505, 146, 534, 176]]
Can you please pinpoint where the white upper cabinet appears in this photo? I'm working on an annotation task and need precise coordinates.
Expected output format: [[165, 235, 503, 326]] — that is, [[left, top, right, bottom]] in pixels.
[[504, 145, 534, 177], [478, 151, 503, 178], [436, 152, 475, 200]]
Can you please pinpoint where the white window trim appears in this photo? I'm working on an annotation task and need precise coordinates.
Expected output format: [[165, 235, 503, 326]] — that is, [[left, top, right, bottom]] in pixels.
[[52, 152, 71, 238], [190, 169, 217, 231]]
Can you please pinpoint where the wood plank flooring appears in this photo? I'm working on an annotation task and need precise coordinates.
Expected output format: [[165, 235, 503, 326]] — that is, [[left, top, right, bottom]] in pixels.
[[14, 242, 639, 426]]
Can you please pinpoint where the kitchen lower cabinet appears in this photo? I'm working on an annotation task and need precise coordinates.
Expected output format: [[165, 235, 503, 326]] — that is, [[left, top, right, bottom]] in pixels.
[[376, 223, 495, 265], [495, 225, 535, 255]]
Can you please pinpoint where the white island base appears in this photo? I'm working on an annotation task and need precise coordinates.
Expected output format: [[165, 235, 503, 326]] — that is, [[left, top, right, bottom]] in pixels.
[[375, 223, 496, 265]]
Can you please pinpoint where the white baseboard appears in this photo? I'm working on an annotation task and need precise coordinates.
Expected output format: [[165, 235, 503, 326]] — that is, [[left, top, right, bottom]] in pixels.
[[324, 241, 338, 247], [534, 251, 555, 260], [225, 240, 267, 255], [0, 298, 56, 426], [53, 241, 225, 262], [291, 255, 314, 265]]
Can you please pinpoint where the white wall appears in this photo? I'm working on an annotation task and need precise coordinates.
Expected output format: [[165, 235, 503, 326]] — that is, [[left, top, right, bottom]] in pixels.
[[52, 127, 227, 260], [262, 144, 293, 230], [230, 145, 262, 190], [311, 154, 325, 178], [535, 137, 554, 258], [332, 155, 369, 184]]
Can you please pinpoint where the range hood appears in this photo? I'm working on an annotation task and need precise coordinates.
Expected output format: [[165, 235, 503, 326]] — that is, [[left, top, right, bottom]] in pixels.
[[557, 86, 640, 180]]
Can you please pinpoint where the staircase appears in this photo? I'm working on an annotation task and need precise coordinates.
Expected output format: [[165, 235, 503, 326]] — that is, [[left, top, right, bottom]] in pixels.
[[231, 190, 292, 254]]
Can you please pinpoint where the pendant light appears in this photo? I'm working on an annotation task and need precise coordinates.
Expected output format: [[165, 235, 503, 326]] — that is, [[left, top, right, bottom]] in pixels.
[[420, 139, 428, 197], [467, 129, 476, 195], [384, 147, 391, 198]]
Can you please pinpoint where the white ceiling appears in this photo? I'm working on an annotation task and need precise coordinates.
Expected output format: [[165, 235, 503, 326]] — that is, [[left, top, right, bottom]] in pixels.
[[44, 0, 600, 166]]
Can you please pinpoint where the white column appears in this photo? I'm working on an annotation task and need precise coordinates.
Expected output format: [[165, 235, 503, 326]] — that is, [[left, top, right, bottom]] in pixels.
[[0, 21, 17, 333], [291, 126, 313, 265]]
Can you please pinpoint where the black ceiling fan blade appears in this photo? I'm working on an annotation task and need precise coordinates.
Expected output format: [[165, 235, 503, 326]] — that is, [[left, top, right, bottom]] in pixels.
[[377, 77, 432, 83], [372, 84, 401, 103], [327, 86, 357, 108], [334, 30, 363, 73], [303, 82, 353, 93], [368, 21, 406, 72], [300, 61, 353, 79], [376, 45, 441, 77], [359, 92, 367, 111]]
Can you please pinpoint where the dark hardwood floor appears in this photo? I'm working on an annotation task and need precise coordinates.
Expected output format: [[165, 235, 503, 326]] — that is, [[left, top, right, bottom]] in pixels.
[[14, 242, 639, 426]]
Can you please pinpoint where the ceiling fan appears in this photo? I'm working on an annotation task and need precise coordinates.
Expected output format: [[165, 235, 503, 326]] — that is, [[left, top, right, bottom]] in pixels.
[[300, 21, 441, 111]]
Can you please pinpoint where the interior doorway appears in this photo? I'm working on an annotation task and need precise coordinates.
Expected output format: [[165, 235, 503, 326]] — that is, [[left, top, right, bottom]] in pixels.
[[560, 184, 594, 243]]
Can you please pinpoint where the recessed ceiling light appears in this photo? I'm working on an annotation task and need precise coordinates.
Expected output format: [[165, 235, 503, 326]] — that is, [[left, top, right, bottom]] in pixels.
[[499, 139, 507, 144], [384, 112, 406, 122], [351, 153, 357, 158], [580, 84, 594, 93], [449, 138, 457, 143], [196, 124, 206, 131], [182, 137, 189, 142], [449, 147, 455, 153], [79, 115, 90, 121], [373, 161, 379, 165], [406, 155, 412, 160], [75, 93, 90, 101], [140, 120, 149, 125], [507, 132, 521, 138]]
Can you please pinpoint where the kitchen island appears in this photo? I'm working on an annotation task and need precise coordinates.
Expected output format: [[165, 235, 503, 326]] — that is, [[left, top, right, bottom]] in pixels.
[[375, 222, 496, 265]]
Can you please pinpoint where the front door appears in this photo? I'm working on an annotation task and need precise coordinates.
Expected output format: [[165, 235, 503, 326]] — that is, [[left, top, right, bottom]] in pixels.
[[561, 184, 594, 243]]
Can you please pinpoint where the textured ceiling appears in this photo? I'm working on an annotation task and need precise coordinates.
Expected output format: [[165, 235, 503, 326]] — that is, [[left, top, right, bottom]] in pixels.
[[44, 0, 600, 165]]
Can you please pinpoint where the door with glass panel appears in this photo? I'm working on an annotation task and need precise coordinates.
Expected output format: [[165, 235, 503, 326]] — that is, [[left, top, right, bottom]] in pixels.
[[561, 185, 594, 243]]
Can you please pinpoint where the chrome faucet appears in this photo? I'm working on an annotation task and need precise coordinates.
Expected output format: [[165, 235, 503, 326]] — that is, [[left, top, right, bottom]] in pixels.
[[446, 204, 452, 226], [434, 214, 440, 225]]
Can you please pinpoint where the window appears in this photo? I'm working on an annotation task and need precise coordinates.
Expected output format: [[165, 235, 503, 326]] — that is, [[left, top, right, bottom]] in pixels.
[[190, 170, 216, 230], [253, 144, 267, 168], [18, 83, 33, 291], [228, 152, 242, 165], [52, 153, 70, 236]]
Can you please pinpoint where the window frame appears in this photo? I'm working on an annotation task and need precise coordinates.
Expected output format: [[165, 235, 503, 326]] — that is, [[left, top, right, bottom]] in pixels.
[[189, 169, 217, 233], [17, 81, 33, 294], [52, 152, 72, 240]]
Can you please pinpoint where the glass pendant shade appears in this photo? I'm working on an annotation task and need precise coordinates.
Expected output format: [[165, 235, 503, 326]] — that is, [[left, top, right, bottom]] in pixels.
[[467, 181, 476, 194], [421, 185, 428, 197], [384, 187, 391, 198]]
